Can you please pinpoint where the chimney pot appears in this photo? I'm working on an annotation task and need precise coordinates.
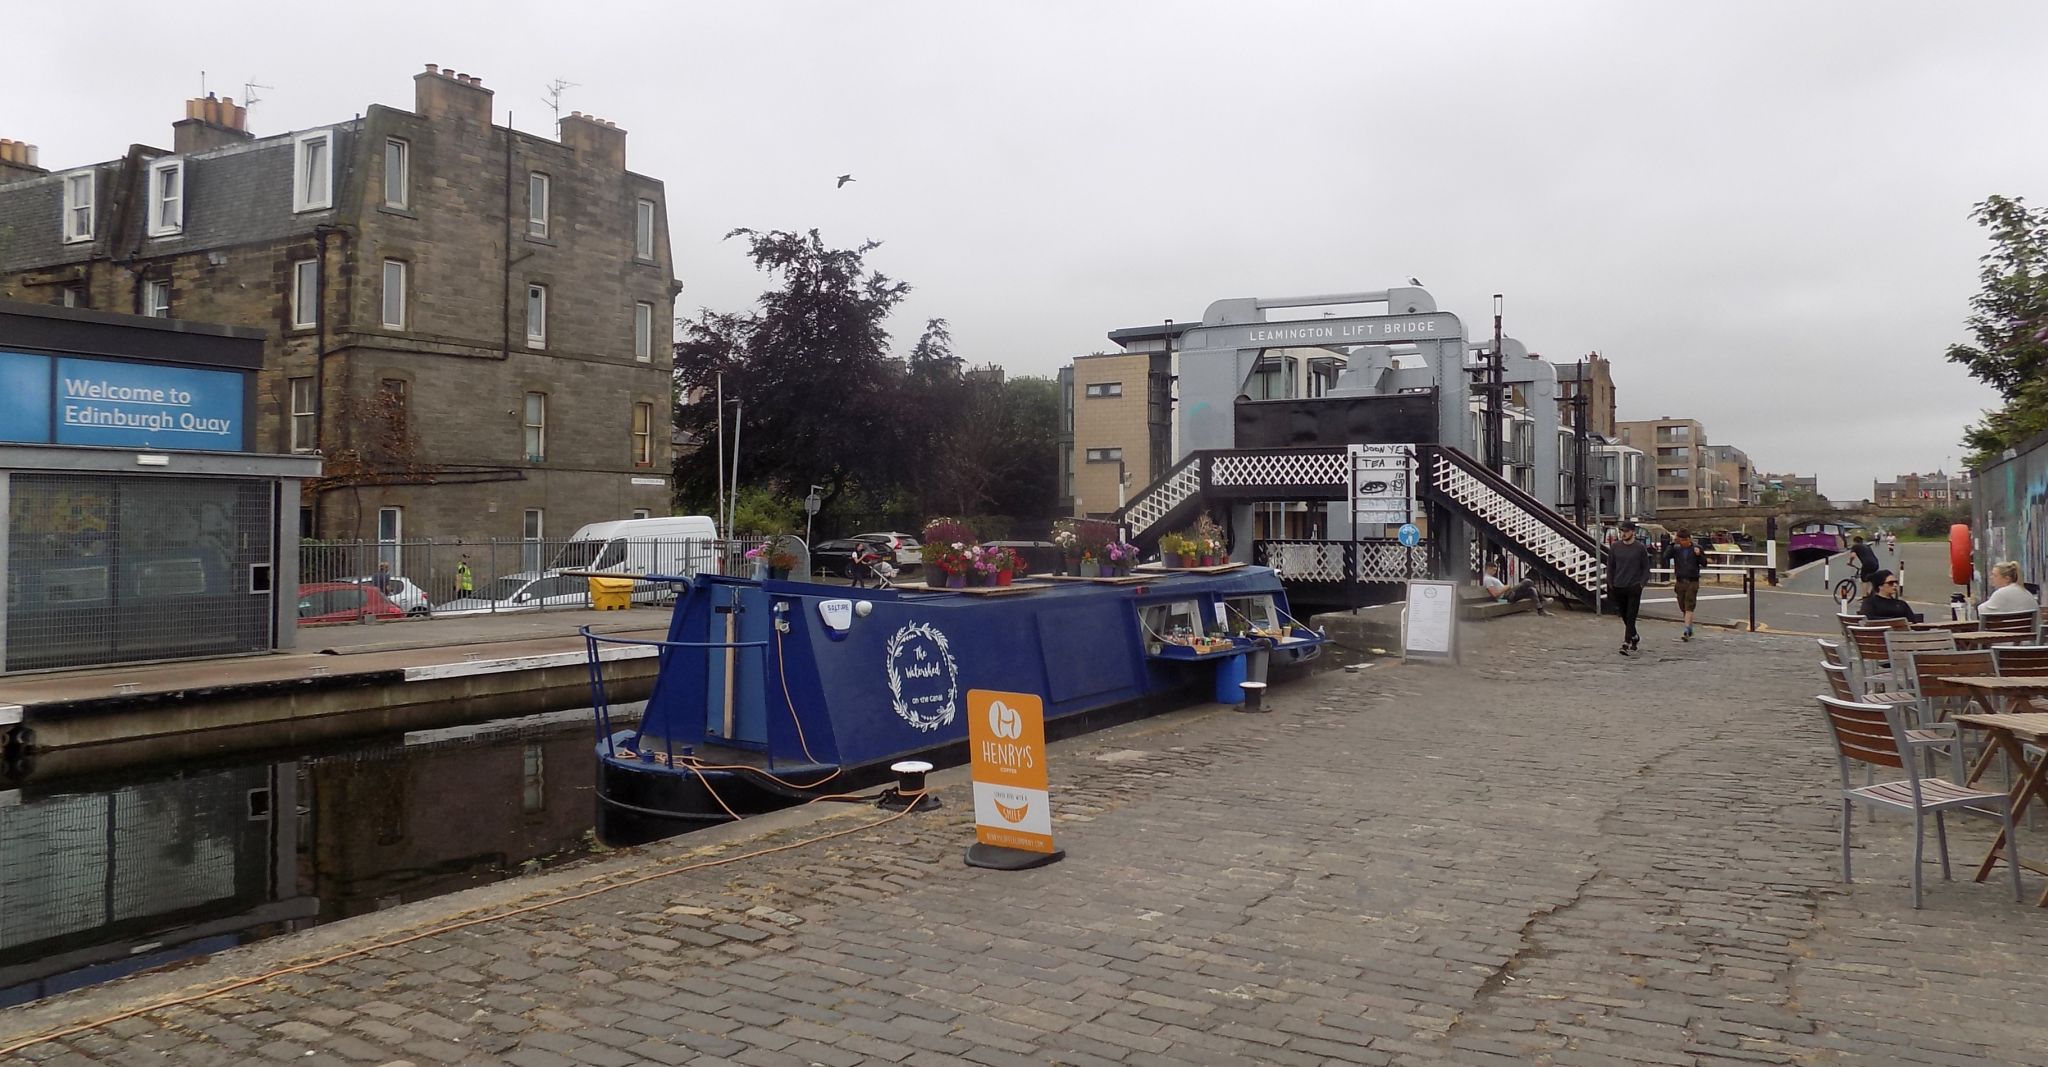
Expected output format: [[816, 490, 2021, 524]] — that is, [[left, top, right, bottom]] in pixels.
[[425, 63, 439, 74]]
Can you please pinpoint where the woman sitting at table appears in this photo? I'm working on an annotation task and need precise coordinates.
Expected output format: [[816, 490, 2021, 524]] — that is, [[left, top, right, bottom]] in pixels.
[[1980, 560, 2040, 615], [1858, 569, 1924, 623]]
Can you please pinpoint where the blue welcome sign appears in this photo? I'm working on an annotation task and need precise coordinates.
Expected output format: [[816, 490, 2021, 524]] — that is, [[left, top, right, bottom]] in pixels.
[[0, 352, 52, 443], [0, 351, 247, 452]]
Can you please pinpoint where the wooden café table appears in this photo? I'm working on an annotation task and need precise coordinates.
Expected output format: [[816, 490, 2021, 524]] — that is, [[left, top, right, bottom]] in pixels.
[[1944, 675, 2048, 715], [1952, 631, 2032, 651], [1952, 710, 2048, 906], [1913, 619, 1983, 633]]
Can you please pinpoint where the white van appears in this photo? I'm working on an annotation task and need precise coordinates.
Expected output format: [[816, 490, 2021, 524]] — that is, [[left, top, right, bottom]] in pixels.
[[552, 516, 718, 597]]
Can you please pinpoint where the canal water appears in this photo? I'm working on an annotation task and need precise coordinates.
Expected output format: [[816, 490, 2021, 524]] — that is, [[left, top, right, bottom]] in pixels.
[[0, 705, 639, 1009]]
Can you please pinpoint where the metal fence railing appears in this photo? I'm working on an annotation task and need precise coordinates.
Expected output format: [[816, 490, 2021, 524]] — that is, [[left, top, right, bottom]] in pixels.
[[295, 536, 769, 626]]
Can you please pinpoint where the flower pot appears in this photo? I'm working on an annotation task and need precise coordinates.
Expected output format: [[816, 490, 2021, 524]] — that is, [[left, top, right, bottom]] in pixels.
[[1162, 552, 1183, 569], [1079, 559, 1102, 578], [768, 566, 789, 580], [945, 573, 966, 589], [996, 569, 1013, 587]]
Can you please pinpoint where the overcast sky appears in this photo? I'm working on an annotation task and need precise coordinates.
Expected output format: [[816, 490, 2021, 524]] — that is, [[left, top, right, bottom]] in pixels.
[[7, 1, 2041, 501]]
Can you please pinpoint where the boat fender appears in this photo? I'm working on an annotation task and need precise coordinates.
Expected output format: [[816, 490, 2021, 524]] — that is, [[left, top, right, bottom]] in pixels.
[[817, 598, 854, 639], [1949, 524, 1971, 586]]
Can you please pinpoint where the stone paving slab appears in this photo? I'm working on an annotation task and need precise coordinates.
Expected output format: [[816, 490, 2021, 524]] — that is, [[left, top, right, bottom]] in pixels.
[[5, 612, 2047, 1066]]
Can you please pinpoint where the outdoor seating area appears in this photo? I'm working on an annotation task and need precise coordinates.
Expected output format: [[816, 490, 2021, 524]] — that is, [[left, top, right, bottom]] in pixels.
[[1820, 608, 2048, 909]]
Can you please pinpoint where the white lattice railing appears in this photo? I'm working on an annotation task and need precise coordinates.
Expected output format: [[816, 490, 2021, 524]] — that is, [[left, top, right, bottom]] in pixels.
[[1429, 453, 1603, 593], [1209, 451, 1347, 489], [1256, 539, 1424, 584], [1121, 456, 1203, 539]]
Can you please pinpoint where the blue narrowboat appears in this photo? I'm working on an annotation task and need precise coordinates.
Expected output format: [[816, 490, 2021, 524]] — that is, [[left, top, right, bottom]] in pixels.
[[582, 567, 1324, 844]]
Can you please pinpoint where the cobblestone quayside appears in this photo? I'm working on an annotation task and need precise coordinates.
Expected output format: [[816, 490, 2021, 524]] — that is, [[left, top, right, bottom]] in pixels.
[[7, 615, 2048, 1066]]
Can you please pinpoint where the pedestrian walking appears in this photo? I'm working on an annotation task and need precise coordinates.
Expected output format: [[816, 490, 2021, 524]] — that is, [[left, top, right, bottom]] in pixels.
[[454, 555, 474, 599], [1607, 521, 1652, 655], [1667, 528, 1710, 641], [1886, 531, 1898, 554]]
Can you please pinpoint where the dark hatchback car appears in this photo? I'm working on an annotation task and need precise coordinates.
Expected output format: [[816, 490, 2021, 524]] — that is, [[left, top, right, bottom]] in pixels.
[[811, 538, 887, 578]]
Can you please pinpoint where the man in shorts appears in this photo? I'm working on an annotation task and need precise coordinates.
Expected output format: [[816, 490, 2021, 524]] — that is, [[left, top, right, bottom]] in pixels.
[[1667, 528, 1710, 641]]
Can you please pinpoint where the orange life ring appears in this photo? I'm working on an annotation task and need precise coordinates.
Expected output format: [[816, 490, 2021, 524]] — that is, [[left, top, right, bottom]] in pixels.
[[1949, 524, 1971, 586]]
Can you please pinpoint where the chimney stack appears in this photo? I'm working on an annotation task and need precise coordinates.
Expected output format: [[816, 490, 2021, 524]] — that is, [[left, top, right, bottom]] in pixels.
[[0, 138, 45, 181], [414, 63, 494, 125], [173, 93, 253, 154], [559, 111, 627, 170]]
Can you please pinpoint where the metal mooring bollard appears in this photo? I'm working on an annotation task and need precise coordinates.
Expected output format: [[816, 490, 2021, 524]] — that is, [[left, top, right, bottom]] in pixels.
[[1239, 681, 1268, 712]]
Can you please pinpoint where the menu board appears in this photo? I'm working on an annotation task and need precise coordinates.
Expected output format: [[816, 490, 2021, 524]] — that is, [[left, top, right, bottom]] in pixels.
[[1403, 580, 1459, 662]]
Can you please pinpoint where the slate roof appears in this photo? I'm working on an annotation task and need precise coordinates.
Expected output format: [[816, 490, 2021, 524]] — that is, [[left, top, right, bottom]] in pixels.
[[0, 122, 357, 273]]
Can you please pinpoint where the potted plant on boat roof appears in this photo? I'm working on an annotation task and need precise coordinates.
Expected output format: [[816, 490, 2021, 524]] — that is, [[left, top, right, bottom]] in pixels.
[[977, 544, 1019, 586], [1051, 521, 1080, 575], [1159, 532, 1191, 569], [1103, 539, 1137, 576], [927, 541, 974, 588], [1193, 513, 1227, 567], [922, 516, 975, 551]]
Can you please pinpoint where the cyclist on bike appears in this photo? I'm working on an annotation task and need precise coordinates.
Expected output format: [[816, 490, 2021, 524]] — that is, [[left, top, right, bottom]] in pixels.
[[1849, 534, 1882, 597]]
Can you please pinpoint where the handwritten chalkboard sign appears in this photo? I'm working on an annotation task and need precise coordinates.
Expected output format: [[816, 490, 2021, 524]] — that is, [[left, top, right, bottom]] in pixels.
[[1402, 580, 1459, 663]]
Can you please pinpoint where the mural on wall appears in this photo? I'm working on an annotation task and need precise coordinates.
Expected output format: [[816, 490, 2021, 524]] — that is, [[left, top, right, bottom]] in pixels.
[[1976, 432, 2048, 595]]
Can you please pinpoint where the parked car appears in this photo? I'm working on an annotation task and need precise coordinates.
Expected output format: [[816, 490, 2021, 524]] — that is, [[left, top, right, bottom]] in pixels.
[[812, 538, 886, 579], [855, 531, 922, 566], [344, 574, 432, 616], [297, 582, 404, 625], [435, 571, 593, 614]]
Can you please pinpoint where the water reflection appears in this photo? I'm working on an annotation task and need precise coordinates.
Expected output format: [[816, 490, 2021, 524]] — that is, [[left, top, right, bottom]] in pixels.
[[0, 720, 609, 1008]]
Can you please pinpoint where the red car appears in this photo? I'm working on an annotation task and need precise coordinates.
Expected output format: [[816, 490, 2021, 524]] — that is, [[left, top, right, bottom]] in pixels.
[[296, 582, 404, 625]]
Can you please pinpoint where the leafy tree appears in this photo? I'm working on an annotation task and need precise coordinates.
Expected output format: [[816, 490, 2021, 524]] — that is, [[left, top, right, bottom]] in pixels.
[[1913, 508, 1953, 538], [672, 229, 912, 511], [1948, 195, 2048, 465]]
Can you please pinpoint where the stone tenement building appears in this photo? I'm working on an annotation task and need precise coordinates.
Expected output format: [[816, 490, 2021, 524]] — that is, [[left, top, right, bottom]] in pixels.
[[0, 66, 681, 543]]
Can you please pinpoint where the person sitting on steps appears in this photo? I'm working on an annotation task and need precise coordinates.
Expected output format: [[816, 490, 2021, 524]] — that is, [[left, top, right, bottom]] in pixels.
[[1482, 562, 1550, 616]]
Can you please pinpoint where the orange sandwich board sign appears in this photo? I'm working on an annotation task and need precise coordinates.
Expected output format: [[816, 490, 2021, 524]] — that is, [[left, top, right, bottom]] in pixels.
[[962, 689, 1065, 869]]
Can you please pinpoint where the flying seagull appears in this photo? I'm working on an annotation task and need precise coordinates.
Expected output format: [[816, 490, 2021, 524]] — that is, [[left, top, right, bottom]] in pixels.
[[836, 174, 856, 188], [1407, 276, 1424, 286]]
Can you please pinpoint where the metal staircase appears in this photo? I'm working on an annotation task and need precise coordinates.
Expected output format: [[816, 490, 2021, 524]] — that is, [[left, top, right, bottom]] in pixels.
[[1117, 452, 1206, 549], [1113, 442, 1604, 607], [1419, 445, 1604, 604]]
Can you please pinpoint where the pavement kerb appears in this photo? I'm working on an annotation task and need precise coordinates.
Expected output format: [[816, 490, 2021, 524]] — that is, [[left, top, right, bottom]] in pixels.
[[0, 691, 1247, 1050]]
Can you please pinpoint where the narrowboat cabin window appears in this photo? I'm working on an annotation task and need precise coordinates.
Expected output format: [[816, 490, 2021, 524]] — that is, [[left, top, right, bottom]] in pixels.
[[1140, 599, 1205, 652], [1224, 594, 1282, 635]]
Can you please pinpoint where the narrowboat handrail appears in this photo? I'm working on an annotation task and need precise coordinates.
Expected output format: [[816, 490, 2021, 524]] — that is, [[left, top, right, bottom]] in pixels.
[[580, 624, 770, 760]]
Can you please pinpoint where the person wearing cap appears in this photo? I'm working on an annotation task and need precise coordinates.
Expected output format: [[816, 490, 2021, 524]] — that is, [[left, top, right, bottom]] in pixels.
[[1607, 521, 1652, 654], [1667, 528, 1710, 642], [1857, 569, 1923, 623]]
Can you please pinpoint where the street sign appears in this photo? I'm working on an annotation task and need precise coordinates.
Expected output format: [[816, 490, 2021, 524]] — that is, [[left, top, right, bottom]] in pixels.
[[963, 689, 1064, 869], [1348, 443, 1413, 526], [1397, 523, 1421, 548], [804, 492, 822, 515]]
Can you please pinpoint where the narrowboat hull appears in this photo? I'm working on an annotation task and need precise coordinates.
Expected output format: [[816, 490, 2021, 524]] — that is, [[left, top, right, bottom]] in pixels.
[[585, 567, 1322, 845]]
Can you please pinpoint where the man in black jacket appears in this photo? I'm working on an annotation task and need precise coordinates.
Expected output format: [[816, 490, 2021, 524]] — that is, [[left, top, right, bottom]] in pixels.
[[1608, 521, 1652, 655], [1668, 528, 1710, 642], [1850, 534, 1882, 597]]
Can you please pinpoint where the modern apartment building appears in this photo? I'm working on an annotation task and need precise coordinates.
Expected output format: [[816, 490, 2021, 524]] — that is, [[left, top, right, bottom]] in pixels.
[[0, 67, 681, 543], [1703, 443, 1753, 507], [1057, 350, 1168, 518], [1615, 417, 1708, 514]]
